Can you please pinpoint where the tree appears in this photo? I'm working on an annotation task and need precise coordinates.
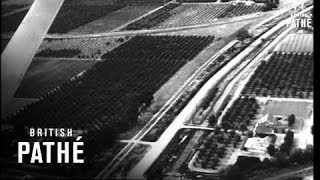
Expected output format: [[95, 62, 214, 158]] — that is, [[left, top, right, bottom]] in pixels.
[[221, 121, 232, 130], [208, 114, 216, 127], [236, 29, 251, 41], [247, 130, 253, 138], [239, 122, 247, 132], [288, 114, 295, 126], [217, 134, 224, 143], [280, 142, 290, 154], [284, 130, 294, 146], [217, 148, 225, 158], [229, 129, 235, 138], [215, 126, 221, 133], [267, 144, 276, 156]]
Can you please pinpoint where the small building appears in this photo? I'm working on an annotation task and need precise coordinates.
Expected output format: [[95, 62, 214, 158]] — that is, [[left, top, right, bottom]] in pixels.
[[244, 136, 272, 152]]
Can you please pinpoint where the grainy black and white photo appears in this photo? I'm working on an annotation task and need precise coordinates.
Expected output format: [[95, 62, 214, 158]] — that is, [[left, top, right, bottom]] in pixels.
[[1, 0, 314, 179]]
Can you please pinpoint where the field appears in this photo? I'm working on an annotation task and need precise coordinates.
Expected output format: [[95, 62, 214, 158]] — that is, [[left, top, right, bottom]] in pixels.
[[155, 3, 264, 28], [275, 33, 313, 53], [68, 5, 161, 34], [255, 100, 313, 133], [14, 59, 96, 98], [123, 3, 180, 30], [48, 3, 125, 33], [36, 49, 81, 58], [242, 52, 313, 99], [261, 100, 312, 120], [1, 9, 28, 32], [36, 36, 129, 59]]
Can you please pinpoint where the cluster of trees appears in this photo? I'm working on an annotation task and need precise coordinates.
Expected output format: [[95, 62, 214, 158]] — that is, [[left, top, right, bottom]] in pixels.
[[194, 129, 241, 170], [288, 114, 296, 127], [237, 29, 252, 41], [36, 48, 81, 58], [243, 52, 313, 99], [221, 96, 259, 132]]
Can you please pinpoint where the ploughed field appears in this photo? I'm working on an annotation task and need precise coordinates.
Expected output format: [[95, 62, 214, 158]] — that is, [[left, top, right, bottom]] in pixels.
[[124, 2, 264, 30], [4, 35, 213, 178], [242, 52, 313, 99]]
